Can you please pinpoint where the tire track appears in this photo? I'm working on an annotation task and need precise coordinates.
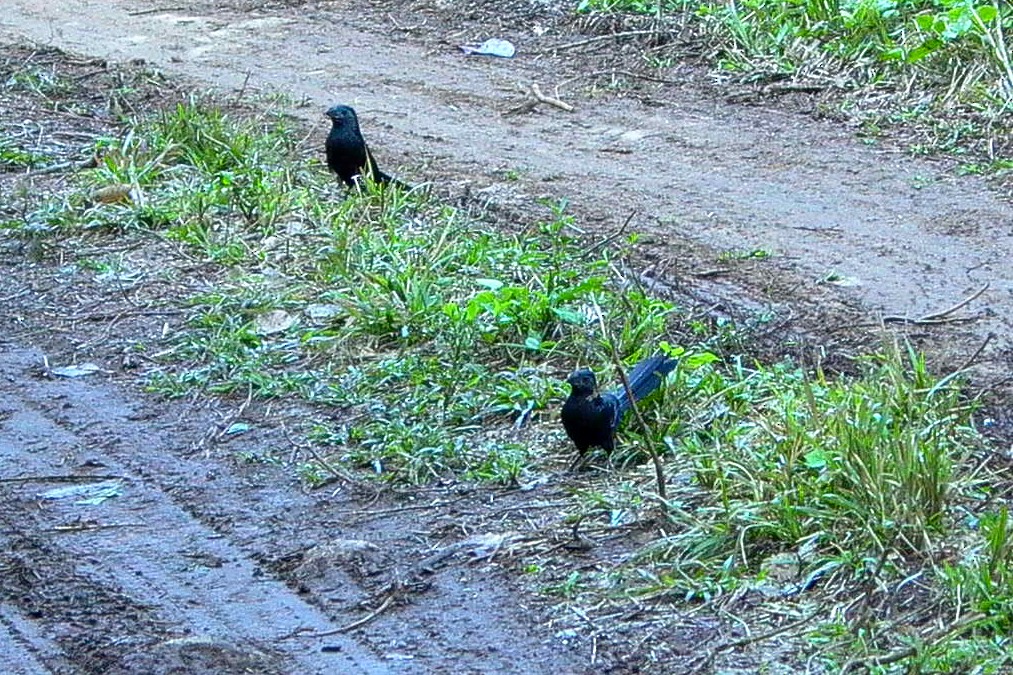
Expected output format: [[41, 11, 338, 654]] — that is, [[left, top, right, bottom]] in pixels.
[[0, 345, 389, 674], [0, 604, 64, 675]]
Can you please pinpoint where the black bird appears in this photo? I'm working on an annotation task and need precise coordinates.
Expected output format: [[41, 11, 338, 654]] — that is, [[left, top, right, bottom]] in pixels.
[[561, 354, 677, 458], [324, 104, 401, 188]]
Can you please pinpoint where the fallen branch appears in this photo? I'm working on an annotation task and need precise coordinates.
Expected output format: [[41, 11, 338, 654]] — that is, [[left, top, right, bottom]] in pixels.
[[504, 83, 575, 115], [881, 282, 989, 325]]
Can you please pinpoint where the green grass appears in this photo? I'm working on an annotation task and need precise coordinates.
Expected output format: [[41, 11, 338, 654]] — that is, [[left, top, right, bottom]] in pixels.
[[561, 342, 1011, 670], [2, 64, 71, 98], [10, 99, 1011, 670], [16, 100, 685, 484], [0, 137, 47, 169], [579, 0, 1013, 94]]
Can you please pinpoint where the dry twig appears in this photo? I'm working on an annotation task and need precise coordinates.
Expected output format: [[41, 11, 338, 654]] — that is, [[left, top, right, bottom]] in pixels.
[[282, 593, 398, 639], [541, 29, 669, 54], [586, 211, 636, 256], [0, 474, 125, 483], [591, 301, 667, 500], [881, 282, 989, 325], [504, 83, 575, 115]]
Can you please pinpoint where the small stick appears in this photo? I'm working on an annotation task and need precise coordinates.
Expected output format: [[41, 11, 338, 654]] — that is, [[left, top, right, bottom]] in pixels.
[[281, 424, 357, 484], [127, 6, 186, 15], [30, 157, 98, 175], [718, 604, 825, 651], [763, 83, 826, 95], [952, 332, 995, 376], [232, 71, 253, 106], [283, 595, 396, 639], [348, 498, 462, 519], [689, 268, 730, 278], [0, 474, 125, 484], [47, 522, 145, 532], [881, 282, 989, 325], [330, 595, 396, 634], [917, 282, 989, 322], [592, 301, 667, 500], [541, 29, 668, 54], [586, 211, 636, 256], [529, 84, 575, 112], [558, 68, 678, 90]]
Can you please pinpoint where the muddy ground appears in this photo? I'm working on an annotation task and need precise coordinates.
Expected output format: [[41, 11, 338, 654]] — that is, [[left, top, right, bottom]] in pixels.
[[1, 0, 1012, 673]]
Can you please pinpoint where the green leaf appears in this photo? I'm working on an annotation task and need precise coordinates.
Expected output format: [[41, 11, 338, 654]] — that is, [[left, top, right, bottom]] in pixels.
[[804, 449, 828, 470], [552, 307, 586, 325], [977, 4, 997, 22], [684, 352, 720, 368], [475, 278, 504, 291], [442, 302, 461, 319], [915, 13, 935, 31], [524, 334, 542, 351], [906, 41, 940, 63]]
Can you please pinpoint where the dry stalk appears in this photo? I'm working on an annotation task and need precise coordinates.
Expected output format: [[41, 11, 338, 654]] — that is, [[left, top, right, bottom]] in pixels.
[[591, 300, 667, 501]]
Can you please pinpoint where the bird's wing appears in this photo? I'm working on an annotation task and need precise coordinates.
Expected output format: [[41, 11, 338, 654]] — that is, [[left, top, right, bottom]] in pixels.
[[601, 392, 624, 432]]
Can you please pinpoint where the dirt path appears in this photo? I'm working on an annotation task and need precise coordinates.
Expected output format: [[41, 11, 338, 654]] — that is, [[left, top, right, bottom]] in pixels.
[[0, 339, 590, 673], [0, 345, 384, 673], [3, 0, 1010, 374]]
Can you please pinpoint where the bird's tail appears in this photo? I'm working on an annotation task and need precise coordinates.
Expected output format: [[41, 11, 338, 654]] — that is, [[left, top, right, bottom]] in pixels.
[[611, 354, 677, 428]]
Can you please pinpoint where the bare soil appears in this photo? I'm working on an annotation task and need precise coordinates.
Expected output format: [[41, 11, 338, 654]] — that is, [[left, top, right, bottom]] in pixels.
[[1, 0, 1012, 673]]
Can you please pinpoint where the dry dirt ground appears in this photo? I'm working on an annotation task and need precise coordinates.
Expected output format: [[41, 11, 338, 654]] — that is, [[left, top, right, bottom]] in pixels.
[[1, 0, 1012, 673]]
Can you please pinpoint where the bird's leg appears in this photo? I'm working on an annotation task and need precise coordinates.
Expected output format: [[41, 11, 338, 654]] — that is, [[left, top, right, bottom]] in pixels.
[[568, 451, 591, 472]]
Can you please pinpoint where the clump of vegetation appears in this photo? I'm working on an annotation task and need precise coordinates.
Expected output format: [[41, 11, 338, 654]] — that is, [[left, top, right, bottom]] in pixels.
[[562, 339, 1010, 670], [579, 0, 1013, 97], [577, 0, 1013, 164]]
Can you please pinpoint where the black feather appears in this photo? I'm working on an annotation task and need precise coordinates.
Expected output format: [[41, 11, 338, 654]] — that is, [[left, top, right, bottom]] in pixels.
[[324, 104, 405, 189]]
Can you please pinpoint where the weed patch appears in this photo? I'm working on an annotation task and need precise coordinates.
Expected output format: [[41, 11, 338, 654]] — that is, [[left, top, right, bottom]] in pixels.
[[16, 101, 689, 484], [576, 0, 1013, 167]]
